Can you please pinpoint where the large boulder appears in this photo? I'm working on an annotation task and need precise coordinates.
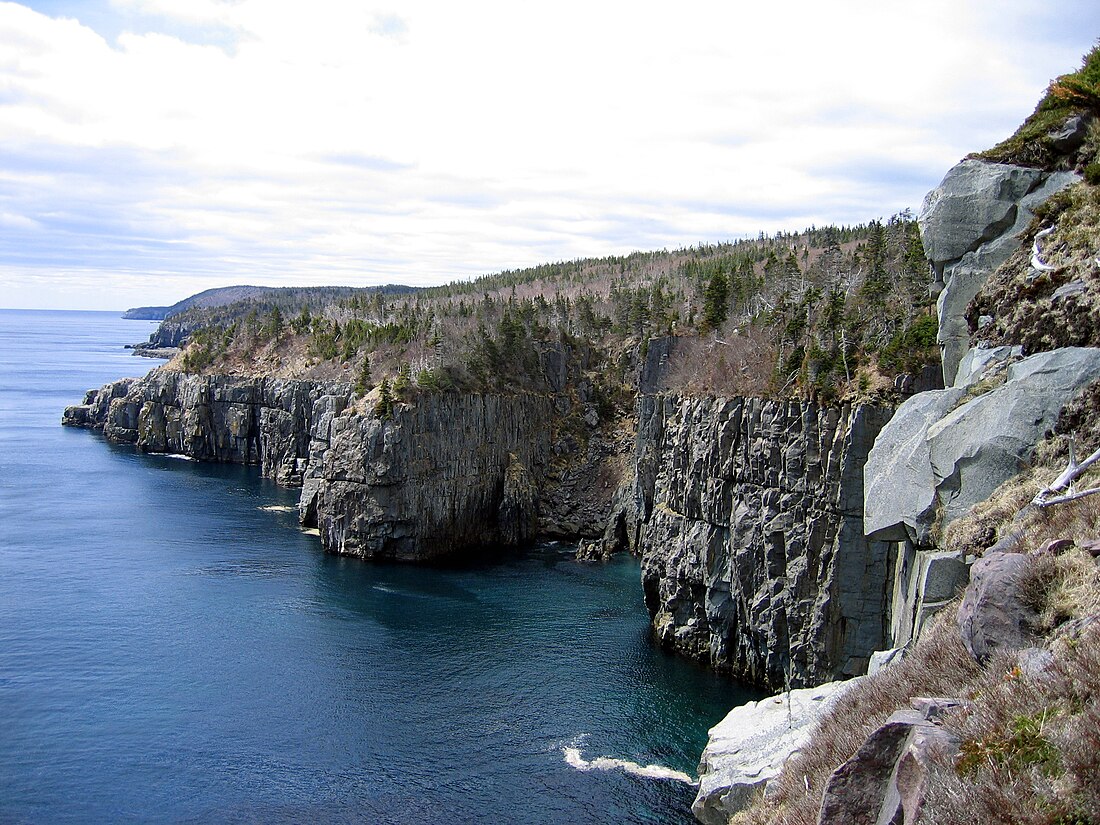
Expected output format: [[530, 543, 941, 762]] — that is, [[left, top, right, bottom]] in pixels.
[[865, 346, 1100, 546], [957, 550, 1040, 663], [928, 347, 1100, 527], [864, 386, 966, 545], [919, 159, 1079, 385], [817, 702, 962, 825], [692, 680, 859, 824]]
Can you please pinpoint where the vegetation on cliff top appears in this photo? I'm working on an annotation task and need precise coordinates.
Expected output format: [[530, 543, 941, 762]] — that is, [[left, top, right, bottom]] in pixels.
[[974, 42, 1100, 170], [171, 215, 938, 408]]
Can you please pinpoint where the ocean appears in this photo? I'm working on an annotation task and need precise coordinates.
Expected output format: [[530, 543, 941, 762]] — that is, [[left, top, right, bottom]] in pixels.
[[0, 308, 756, 824]]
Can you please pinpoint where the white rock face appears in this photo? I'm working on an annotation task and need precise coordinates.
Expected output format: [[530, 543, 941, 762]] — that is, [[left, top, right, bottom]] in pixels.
[[692, 679, 860, 825]]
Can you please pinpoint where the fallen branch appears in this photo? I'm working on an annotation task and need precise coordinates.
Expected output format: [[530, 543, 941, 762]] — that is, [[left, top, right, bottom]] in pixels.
[[1033, 434, 1100, 507], [1031, 226, 1057, 272]]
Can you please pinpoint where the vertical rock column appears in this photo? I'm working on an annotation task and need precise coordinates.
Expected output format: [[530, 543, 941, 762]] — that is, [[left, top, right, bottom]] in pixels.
[[636, 395, 893, 690]]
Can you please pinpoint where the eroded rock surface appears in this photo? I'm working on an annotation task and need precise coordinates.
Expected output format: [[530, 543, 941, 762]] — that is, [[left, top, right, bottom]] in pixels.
[[635, 394, 894, 689], [693, 679, 860, 825], [919, 159, 1079, 385], [64, 369, 628, 561]]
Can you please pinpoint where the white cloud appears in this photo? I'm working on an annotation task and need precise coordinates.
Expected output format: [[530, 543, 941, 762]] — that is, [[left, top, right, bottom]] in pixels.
[[1, 0, 1098, 309]]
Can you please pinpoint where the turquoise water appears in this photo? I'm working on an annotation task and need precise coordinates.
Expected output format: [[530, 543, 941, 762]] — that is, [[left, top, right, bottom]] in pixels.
[[0, 309, 757, 824]]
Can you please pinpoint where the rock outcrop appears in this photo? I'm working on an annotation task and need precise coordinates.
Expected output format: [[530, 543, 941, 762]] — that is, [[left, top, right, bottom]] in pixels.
[[634, 394, 894, 689], [64, 369, 628, 561], [919, 159, 1079, 385], [957, 550, 1041, 664], [816, 700, 962, 825], [864, 346, 1100, 649], [63, 370, 346, 485], [693, 679, 860, 825], [298, 394, 554, 561], [866, 347, 1100, 545]]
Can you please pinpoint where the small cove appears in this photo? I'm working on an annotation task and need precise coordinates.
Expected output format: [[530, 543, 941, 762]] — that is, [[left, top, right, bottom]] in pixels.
[[0, 309, 760, 824]]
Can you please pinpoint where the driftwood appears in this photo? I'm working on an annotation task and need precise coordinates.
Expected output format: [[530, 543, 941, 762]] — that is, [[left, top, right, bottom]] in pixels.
[[1031, 226, 1057, 272], [1033, 435, 1100, 507]]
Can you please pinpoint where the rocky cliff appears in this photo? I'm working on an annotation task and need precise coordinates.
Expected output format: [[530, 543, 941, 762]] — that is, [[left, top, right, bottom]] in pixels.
[[63, 371, 344, 485], [633, 394, 894, 690], [919, 158, 1079, 385], [298, 393, 555, 561], [64, 369, 626, 561]]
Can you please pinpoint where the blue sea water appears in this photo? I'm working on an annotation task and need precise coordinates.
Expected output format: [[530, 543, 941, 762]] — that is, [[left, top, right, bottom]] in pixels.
[[0, 309, 758, 824]]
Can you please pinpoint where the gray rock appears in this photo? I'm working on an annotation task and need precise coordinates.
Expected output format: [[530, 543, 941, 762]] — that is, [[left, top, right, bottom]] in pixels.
[[1052, 279, 1088, 302], [864, 386, 965, 544], [952, 345, 1022, 389], [65, 369, 631, 563], [929, 347, 1100, 527], [637, 395, 894, 688], [817, 706, 961, 825], [866, 346, 1100, 546], [919, 160, 1041, 269], [692, 679, 859, 825], [957, 550, 1039, 663], [1048, 114, 1090, 152], [867, 647, 907, 676], [919, 159, 1078, 384]]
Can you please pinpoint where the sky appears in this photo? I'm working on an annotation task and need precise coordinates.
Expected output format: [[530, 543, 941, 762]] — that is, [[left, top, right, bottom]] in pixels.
[[0, 1, 1098, 311]]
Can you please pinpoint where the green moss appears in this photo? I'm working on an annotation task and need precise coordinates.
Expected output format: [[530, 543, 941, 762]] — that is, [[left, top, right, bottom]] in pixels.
[[957, 710, 1063, 778], [973, 43, 1100, 169]]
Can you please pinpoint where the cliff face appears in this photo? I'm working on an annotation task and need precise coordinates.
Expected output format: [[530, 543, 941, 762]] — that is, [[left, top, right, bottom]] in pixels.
[[633, 394, 894, 690], [64, 369, 626, 561], [65, 369, 899, 686], [63, 370, 347, 485], [299, 393, 555, 561]]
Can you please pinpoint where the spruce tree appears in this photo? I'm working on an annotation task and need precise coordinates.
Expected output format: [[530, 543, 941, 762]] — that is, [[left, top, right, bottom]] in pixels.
[[355, 356, 372, 395], [703, 271, 730, 331]]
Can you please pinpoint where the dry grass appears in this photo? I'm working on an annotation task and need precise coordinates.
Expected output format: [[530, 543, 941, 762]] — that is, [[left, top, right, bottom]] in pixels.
[[922, 622, 1100, 825], [943, 392, 1100, 559], [654, 328, 776, 398], [942, 468, 1043, 556], [733, 505, 1100, 825], [732, 611, 982, 825]]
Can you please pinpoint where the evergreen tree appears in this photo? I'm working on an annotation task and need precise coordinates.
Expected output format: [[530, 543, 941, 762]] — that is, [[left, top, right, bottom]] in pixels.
[[394, 363, 412, 395], [374, 377, 394, 419], [355, 356, 372, 395], [703, 270, 730, 330]]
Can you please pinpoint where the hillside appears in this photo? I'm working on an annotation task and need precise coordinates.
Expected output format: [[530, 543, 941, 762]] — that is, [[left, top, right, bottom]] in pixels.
[[158, 217, 936, 406], [123, 285, 277, 320]]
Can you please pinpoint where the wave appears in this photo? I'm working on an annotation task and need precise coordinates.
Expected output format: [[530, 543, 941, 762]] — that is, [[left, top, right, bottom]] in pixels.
[[561, 745, 696, 786], [258, 505, 297, 512]]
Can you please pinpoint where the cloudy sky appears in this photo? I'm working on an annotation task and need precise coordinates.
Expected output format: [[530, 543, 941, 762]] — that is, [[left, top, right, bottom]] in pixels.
[[1, 1, 1097, 310]]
